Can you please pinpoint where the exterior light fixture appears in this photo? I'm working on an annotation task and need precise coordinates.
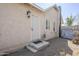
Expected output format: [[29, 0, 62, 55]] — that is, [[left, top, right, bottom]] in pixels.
[[27, 10, 31, 18]]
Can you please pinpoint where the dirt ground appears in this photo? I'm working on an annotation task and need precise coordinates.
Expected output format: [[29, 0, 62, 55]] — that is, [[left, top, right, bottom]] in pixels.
[[5, 38, 79, 56]]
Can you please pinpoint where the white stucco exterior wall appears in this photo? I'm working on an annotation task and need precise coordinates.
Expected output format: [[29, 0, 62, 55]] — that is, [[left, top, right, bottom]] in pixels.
[[0, 3, 45, 54], [45, 7, 60, 40], [0, 3, 60, 54]]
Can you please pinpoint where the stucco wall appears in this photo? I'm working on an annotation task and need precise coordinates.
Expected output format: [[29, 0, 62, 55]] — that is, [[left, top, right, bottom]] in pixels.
[[45, 7, 59, 40], [0, 3, 45, 54], [24, 4, 45, 40], [0, 3, 60, 54]]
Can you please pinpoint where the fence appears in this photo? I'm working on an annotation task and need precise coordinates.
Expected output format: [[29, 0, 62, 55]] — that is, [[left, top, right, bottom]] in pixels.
[[61, 25, 79, 39], [61, 25, 79, 31]]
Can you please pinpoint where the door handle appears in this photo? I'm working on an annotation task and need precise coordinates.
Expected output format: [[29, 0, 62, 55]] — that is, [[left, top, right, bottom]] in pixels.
[[0, 33, 2, 36], [31, 28, 33, 31]]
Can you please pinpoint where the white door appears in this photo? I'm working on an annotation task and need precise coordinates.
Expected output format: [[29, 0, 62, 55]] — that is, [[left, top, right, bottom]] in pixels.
[[31, 15, 40, 41]]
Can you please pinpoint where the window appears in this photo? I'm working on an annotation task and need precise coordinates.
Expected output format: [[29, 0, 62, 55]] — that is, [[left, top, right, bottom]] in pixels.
[[53, 22, 55, 32], [46, 19, 50, 29]]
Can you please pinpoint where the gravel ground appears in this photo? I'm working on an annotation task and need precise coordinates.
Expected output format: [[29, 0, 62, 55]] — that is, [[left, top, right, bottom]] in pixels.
[[5, 38, 73, 56]]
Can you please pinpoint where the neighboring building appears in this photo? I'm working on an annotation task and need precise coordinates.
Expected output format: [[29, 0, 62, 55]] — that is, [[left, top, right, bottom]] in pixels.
[[0, 3, 62, 55]]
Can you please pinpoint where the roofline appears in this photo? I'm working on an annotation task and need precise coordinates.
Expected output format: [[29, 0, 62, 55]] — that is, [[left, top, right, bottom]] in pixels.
[[45, 4, 59, 11], [29, 3, 59, 12], [29, 3, 45, 12]]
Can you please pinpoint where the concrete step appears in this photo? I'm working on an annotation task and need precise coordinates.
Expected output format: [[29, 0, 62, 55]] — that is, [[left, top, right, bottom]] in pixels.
[[26, 40, 49, 53], [26, 45, 38, 53]]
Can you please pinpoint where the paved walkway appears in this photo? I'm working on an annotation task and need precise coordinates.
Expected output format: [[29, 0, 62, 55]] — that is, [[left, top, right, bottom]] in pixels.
[[6, 38, 73, 56]]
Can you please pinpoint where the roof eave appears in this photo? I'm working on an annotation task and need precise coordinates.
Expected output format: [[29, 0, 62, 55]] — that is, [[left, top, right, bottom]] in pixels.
[[28, 3, 60, 12], [29, 3, 45, 12], [45, 4, 59, 11]]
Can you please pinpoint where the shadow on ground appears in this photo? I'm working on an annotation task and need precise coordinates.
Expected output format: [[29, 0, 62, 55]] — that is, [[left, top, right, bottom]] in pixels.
[[6, 38, 73, 56]]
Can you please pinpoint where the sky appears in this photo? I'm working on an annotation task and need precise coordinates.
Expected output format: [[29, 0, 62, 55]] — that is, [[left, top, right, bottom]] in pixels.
[[36, 3, 79, 25]]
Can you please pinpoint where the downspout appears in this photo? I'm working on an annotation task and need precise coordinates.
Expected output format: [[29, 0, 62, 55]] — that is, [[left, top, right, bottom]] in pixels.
[[59, 6, 61, 37]]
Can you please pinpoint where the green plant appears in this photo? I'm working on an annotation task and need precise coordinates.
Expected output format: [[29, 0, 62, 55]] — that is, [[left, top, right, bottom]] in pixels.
[[66, 16, 76, 26], [66, 15, 75, 26]]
